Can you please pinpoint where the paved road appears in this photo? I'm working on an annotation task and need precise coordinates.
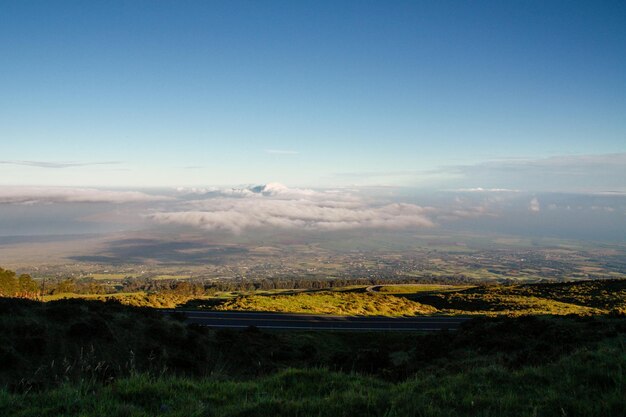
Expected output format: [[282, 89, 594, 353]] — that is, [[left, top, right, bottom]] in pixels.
[[167, 310, 470, 331]]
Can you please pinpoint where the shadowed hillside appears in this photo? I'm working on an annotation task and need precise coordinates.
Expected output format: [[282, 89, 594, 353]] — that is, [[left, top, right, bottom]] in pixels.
[[1, 272, 625, 416], [0, 296, 624, 416]]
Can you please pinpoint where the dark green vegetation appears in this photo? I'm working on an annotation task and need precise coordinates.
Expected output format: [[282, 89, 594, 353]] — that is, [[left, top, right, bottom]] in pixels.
[[30, 278, 626, 318], [2, 343, 625, 417], [2, 263, 626, 416], [412, 279, 626, 316], [210, 279, 626, 317], [1, 294, 625, 416]]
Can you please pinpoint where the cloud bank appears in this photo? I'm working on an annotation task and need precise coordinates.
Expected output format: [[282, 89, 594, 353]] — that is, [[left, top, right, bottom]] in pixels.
[[0, 187, 172, 205], [452, 188, 520, 193], [148, 183, 435, 233]]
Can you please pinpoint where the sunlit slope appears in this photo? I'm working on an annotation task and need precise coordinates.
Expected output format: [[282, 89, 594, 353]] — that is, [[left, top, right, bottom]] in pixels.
[[215, 280, 626, 317], [215, 291, 437, 316]]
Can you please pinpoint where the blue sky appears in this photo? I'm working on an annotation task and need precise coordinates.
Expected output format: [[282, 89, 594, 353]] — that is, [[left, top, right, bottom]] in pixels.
[[1, 0, 625, 189]]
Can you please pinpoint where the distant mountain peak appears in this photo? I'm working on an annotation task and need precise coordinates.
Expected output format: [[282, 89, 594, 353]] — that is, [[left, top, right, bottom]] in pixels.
[[249, 182, 289, 195]]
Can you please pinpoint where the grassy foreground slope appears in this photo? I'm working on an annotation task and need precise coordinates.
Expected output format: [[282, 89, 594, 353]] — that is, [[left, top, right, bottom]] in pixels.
[[2, 276, 626, 416], [1, 335, 624, 416], [0, 293, 625, 416]]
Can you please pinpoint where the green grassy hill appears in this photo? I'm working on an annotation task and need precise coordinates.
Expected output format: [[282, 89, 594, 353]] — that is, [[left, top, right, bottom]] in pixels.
[[215, 291, 437, 316]]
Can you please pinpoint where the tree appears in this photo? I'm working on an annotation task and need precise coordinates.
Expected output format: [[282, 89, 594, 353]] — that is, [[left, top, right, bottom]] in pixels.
[[53, 279, 76, 294], [0, 267, 18, 297], [17, 274, 39, 298], [0, 268, 39, 299]]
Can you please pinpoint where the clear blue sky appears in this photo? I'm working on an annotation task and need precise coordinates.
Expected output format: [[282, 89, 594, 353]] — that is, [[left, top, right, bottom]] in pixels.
[[1, 0, 625, 188]]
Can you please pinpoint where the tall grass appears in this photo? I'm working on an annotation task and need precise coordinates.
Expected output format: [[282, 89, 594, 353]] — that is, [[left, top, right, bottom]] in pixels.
[[1, 337, 623, 416]]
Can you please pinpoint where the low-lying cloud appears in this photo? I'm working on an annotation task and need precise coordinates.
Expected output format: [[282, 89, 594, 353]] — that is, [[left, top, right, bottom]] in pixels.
[[452, 188, 520, 193], [0, 187, 172, 205], [148, 183, 435, 233]]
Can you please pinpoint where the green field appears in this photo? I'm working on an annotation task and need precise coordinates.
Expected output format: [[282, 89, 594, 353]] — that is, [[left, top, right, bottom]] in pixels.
[[88, 273, 129, 280], [373, 284, 472, 294], [42, 291, 146, 302]]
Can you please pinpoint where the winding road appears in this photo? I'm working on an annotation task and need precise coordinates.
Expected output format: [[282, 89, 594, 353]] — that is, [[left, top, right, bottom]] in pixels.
[[168, 310, 470, 331]]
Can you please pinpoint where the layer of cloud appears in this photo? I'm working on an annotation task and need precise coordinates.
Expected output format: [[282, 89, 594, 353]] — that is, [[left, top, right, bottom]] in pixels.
[[451, 188, 520, 193], [0, 187, 172, 205], [175, 186, 220, 195], [0, 160, 121, 169], [148, 183, 435, 233]]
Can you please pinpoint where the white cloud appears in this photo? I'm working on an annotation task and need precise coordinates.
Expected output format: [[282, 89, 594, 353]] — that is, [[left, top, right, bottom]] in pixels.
[[452, 188, 520, 193], [148, 183, 435, 233], [0, 187, 172, 205], [174, 186, 220, 195], [217, 183, 355, 202], [529, 197, 541, 212]]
